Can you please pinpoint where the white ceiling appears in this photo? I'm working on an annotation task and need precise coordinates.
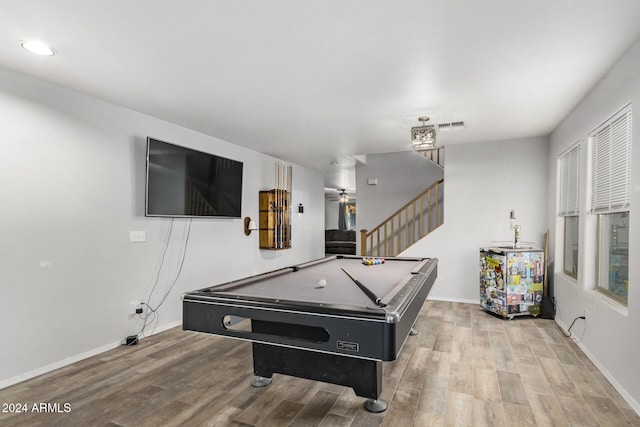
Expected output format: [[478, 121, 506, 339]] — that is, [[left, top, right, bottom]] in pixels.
[[2, 1, 640, 193]]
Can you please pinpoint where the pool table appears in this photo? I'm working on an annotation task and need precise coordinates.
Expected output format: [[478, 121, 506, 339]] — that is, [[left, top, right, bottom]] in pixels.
[[182, 254, 437, 412]]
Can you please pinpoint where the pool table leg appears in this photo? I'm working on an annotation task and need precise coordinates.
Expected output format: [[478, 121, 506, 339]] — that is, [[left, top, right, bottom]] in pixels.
[[251, 376, 273, 387], [409, 327, 419, 336], [364, 398, 388, 413]]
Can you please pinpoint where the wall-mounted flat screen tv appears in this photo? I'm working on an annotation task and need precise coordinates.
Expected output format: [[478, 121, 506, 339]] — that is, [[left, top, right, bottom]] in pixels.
[[145, 137, 243, 218]]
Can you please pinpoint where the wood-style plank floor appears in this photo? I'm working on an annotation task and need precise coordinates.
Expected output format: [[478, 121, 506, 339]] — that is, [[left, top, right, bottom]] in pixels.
[[1, 301, 638, 426]]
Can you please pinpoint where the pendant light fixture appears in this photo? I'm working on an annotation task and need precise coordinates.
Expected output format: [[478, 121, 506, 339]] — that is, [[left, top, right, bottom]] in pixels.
[[411, 116, 436, 151]]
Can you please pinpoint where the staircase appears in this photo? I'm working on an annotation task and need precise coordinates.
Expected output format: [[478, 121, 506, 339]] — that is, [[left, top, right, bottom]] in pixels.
[[360, 147, 444, 257]]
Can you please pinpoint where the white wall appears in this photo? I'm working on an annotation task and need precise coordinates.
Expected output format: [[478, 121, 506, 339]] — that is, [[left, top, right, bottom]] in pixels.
[[0, 67, 325, 387], [324, 199, 340, 230], [401, 137, 550, 302], [547, 39, 640, 411]]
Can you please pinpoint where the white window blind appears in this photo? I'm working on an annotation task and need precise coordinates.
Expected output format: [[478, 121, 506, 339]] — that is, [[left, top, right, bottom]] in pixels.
[[558, 144, 580, 216], [590, 105, 632, 213]]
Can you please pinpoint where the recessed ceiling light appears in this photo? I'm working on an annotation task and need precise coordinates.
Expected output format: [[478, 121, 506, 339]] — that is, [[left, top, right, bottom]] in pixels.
[[21, 40, 56, 56]]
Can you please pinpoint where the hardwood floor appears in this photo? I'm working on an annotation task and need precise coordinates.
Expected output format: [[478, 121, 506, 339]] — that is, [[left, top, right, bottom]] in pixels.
[[1, 301, 638, 426]]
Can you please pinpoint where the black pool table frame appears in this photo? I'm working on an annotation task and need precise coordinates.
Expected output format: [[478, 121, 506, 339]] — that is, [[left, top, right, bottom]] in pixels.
[[182, 255, 437, 412]]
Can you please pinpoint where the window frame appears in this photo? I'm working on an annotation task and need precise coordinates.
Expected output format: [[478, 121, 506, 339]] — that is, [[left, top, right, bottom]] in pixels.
[[557, 143, 581, 279], [588, 104, 632, 305], [595, 212, 629, 305], [563, 216, 579, 278]]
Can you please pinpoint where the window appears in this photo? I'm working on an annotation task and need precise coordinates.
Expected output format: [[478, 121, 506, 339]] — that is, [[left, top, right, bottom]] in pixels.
[[590, 105, 632, 304], [596, 212, 629, 303], [558, 144, 580, 278], [563, 216, 579, 277]]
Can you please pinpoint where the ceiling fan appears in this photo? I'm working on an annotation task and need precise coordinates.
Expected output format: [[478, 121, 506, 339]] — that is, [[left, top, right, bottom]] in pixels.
[[325, 188, 350, 203]]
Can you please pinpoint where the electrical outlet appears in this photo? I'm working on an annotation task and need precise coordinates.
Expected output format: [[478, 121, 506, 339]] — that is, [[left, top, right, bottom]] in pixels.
[[129, 301, 142, 315], [129, 231, 146, 242]]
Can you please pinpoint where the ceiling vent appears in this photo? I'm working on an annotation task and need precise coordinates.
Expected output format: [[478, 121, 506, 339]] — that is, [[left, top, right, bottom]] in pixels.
[[438, 121, 465, 131]]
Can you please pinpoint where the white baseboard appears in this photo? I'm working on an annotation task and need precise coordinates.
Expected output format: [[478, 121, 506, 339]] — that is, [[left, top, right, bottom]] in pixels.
[[0, 341, 122, 390], [136, 319, 182, 340], [427, 295, 479, 305], [554, 318, 640, 416], [0, 320, 182, 390]]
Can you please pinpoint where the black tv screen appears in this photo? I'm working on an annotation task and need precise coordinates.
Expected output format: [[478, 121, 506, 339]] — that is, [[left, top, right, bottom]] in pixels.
[[145, 138, 243, 218]]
